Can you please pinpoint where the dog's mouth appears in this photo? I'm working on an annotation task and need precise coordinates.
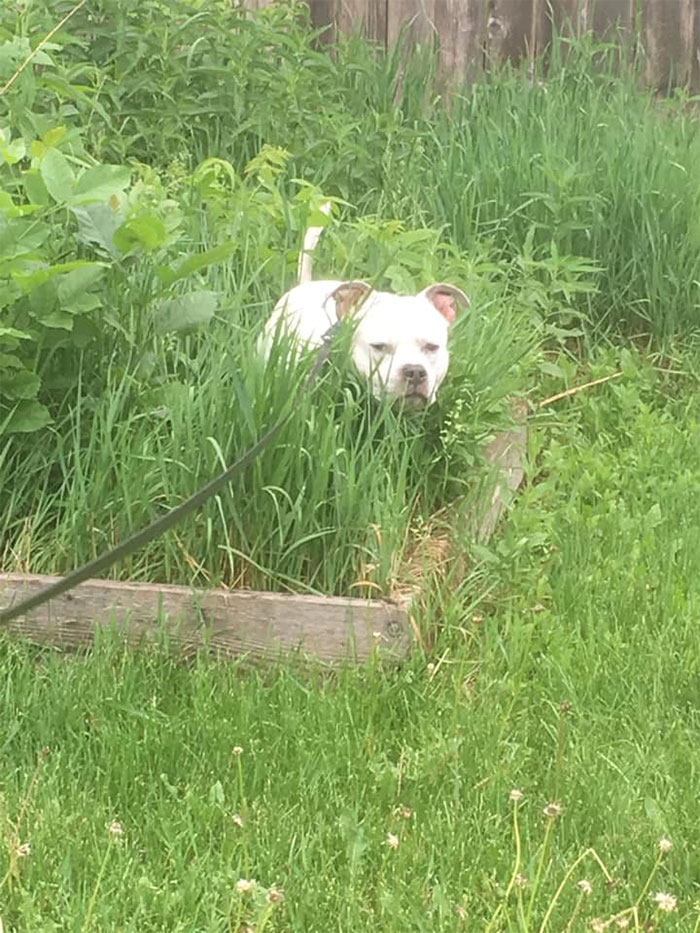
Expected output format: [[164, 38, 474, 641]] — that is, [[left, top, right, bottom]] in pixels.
[[398, 392, 429, 409]]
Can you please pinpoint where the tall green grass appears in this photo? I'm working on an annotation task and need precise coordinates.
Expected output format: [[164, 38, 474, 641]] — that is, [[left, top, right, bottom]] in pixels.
[[6, 0, 699, 591], [0, 204, 537, 593], [2, 345, 700, 931], [4, 1, 700, 340], [2, 7, 700, 930]]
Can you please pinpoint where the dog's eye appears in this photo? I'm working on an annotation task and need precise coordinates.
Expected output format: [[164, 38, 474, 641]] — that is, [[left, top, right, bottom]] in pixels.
[[424, 343, 440, 353], [370, 342, 389, 353]]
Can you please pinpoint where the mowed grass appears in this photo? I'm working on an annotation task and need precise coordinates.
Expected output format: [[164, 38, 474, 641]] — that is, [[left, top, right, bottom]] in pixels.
[[2, 346, 700, 931], [2, 3, 700, 930]]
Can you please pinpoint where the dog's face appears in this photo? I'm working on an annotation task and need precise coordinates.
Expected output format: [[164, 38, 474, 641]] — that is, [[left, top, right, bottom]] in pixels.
[[331, 282, 469, 407]]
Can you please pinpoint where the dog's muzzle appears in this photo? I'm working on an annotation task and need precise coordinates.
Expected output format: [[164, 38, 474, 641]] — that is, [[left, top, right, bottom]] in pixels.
[[399, 364, 430, 406], [402, 364, 428, 388]]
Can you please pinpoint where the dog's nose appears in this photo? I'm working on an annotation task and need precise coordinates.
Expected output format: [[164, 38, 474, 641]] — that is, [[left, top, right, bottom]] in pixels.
[[402, 364, 427, 387]]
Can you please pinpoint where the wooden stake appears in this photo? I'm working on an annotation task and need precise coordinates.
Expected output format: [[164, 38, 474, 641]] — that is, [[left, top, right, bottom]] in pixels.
[[538, 372, 622, 409]]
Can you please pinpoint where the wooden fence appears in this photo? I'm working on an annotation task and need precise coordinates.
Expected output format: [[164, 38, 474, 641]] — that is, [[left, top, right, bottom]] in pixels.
[[246, 0, 700, 90]]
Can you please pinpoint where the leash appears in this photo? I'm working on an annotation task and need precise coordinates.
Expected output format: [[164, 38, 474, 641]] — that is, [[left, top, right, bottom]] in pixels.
[[0, 324, 339, 625]]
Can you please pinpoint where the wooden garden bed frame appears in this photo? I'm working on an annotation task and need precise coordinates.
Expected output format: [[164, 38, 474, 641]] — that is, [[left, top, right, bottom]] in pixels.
[[0, 405, 527, 664]]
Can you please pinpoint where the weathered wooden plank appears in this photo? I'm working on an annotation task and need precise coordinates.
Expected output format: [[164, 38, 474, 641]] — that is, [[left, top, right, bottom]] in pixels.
[[548, 0, 634, 37], [590, 0, 635, 36], [386, 0, 436, 47], [245, 1, 700, 93], [307, 0, 388, 45], [432, 0, 489, 84], [487, 0, 538, 66], [478, 398, 528, 542], [336, 0, 388, 44], [0, 574, 411, 664], [693, 0, 700, 91], [307, 0, 335, 39], [641, 0, 699, 89], [547, 0, 635, 72]]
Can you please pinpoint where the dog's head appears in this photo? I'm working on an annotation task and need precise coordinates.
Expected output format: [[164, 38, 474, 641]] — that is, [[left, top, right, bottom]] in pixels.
[[329, 281, 469, 407]]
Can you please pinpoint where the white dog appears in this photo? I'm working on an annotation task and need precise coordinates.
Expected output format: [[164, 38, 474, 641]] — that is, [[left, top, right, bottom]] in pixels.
[[260, 205, 469, 406]]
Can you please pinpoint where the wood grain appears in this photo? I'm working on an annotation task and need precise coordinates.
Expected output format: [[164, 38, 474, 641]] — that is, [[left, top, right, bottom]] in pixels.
[[487, 0, 541, 67], [243, 1, 700, 91], [641, 0, 699, 89], [432, 0, 489, 84], [478, 398, 529, 542], [386, 0, 436, 47], [307, 0, 388, 45], [548, 0, 635, 37], [0, 575, 411, 664], [336, 0, 388, 44]]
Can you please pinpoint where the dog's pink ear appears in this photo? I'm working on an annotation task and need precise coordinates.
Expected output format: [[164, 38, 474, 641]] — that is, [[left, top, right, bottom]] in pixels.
[[330, 281, 372, 319], [420, 284, 470, 324]]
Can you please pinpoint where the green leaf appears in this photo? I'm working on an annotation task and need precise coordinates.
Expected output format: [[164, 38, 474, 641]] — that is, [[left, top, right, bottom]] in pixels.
[[539, 360, 569, 379], [0, 190, 39, 218], [22, 169, 50, 206], [208, 780, 225, 806], [72, 164, 131, 205], [0, 192, 16, 216], [0, 280, 22, 311], [0, 326, 32, 341], [56, 264, 106, 304], [645, 502, 663, 528], [192, 157, 237, 196], [386, 265, 416, 294], [0, 134, 26, 166], [72, 203, 124, 257], [4, 399, 51, 433], [0, 369, 41, 400], [71, 316, 98, 348], [154, 290, 218, 335], [114, 214, 168, 253], [62, 293, 101, 315], [619, 347, 639, 379], [39, 148, 75, 203], [14, 260, 102, 294], [42, 126, 67, 149], [42, 310, 74, 330], [156, 241, 237, 287]]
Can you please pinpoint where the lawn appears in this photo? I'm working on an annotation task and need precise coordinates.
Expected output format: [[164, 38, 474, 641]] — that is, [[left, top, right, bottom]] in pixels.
[[1, 2, 700, 930]]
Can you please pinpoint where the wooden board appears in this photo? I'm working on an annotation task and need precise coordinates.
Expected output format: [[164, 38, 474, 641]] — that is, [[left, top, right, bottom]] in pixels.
[[386, 0, 437, 47], [387, 0, 489, 83], [308, 0, 388, 44], [548, 0, 635, 37], [432, 0, 489, 85], [244, 1, 700, 92], [478, 398, 529, 542], [0, 574, 411, 664], [0, 405, 528, 663], [336, 0, 389, 44], [641, 0, 698, 89], [486, 0, 545, 68]]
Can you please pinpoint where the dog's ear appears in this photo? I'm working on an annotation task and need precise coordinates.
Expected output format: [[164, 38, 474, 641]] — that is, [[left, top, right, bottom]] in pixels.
[[420, 284, 470, 324], [330, 281, 372, 319]]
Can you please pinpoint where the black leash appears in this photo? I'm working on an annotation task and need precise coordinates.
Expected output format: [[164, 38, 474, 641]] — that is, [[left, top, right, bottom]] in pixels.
[[0, 325, 339, 625]]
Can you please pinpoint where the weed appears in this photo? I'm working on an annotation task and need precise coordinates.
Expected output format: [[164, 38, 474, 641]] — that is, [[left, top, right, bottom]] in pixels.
[[0, 5, 699, 930]]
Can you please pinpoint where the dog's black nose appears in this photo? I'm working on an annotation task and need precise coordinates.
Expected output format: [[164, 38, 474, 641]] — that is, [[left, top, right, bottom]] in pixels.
[[402, 364, 427, 387]]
